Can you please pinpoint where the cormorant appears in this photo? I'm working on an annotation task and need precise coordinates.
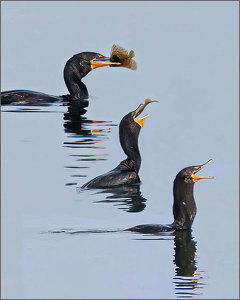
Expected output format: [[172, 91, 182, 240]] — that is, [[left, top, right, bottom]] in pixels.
[[1, 45, 136, 106], [81, 98, 158, 188], [127, 159, 215, 233]]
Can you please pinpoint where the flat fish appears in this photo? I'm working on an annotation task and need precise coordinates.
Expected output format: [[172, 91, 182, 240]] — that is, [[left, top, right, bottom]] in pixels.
[[110, 44, 137, 71]]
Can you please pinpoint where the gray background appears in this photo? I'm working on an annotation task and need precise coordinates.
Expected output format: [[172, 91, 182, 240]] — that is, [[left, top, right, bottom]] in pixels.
[[2, 1, 239, 299]]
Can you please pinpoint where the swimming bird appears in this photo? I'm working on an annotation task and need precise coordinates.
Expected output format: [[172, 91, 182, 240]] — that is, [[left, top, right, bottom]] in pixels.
[[1, 45, 136, 106], [81, 98, 158, 188], [127, 159, 215, 233]]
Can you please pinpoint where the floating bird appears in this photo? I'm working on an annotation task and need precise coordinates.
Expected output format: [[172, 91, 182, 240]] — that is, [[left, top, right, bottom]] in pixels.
[[82, 98, 158, 188], [127, 159, 215, 233], [1, 45, 136, 106]]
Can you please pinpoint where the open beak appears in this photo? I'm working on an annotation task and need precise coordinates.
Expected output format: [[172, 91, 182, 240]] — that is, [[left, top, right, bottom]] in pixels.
[[133, 98, 158, 127], [134, 114, 149, 127], [91, 56, 121, 69], [191, 159, 216, 182]]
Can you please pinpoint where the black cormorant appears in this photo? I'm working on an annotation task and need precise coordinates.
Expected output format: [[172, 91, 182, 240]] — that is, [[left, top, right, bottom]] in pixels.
[[81, 98, 158, 188], [1, 45, 136, 106], [127, 159, 215, 233]]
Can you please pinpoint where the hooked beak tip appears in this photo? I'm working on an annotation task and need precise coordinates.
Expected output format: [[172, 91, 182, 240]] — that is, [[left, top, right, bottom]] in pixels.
[[192, 159, 215, 182]]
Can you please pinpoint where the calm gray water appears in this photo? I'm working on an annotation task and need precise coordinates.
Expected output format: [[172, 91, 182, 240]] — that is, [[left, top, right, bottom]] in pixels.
[[1, 2, 239, 299]]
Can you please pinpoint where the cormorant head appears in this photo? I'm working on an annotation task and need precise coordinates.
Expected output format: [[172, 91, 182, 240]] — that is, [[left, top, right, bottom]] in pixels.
[[176, 159, 216, 184], [120, 98, 158, 136], [119, 99, 158, 164], [90, 53, 121, 70]]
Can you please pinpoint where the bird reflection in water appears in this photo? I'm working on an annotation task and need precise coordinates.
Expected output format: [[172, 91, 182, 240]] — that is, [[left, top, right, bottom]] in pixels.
[[173, 230, 204, 298], [133, 229, 205, 298], [63, 100, 116, 186], [90, 184, 147, 212]]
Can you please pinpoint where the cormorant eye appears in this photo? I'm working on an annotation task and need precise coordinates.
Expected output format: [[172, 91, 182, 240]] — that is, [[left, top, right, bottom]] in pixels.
[[95, 55, 103, 60], [184, 176, 192, 183]]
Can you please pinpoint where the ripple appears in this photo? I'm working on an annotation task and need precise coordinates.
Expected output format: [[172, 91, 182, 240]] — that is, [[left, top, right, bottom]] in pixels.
[[65, 166, 89, 169], [173, 231, 205, 298], [48, 228, 118, 234], [78, 185, 147, 213], [64, 116, 115, 183]]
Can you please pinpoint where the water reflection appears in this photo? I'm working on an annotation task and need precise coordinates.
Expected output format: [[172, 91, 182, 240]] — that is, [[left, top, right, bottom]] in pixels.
[[173, 230, 204, 298], [63, 100, 116, 186], [2, 97, 116, 187], [133, 229, 205, 298], [63, 98, 88, 120], [90, 185, 147, 212]]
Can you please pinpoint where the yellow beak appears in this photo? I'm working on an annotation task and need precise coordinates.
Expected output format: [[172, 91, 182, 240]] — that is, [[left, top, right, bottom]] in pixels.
[[191, 159, 216, 182], [133, 114, 149, 127], [91, 57, 121, 69]]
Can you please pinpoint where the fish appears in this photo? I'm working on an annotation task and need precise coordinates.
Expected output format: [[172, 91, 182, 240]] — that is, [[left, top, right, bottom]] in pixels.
[[110, 44, 137, 71]]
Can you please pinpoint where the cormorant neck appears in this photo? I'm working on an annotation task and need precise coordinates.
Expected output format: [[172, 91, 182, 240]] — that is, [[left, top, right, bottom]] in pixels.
[[64, 73, 89, 100], [64, 55, 90, 100], [73, 79, 89, 100], [172, 177, 196, 230], [119, 120, 141, 173]]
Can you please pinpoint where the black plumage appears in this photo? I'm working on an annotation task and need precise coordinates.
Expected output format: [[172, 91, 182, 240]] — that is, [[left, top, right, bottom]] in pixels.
[[127, 160, 215, 233], [82, 99, 157, 188], [1, 51, 120, 105]]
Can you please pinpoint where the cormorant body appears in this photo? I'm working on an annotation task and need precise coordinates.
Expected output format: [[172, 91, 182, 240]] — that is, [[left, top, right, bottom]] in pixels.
[[127, 160, 215, 233], [1, 51, 120, 106], [1, 90, 61, 106], [82, 99, 157, 188]]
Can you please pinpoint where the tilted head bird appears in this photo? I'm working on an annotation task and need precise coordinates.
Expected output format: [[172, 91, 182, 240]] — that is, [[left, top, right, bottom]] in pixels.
[[127, 160, 215, 233], [63, 51, 121, 101], [1, 45, 136, 106], [81, 98, 158, 188]]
